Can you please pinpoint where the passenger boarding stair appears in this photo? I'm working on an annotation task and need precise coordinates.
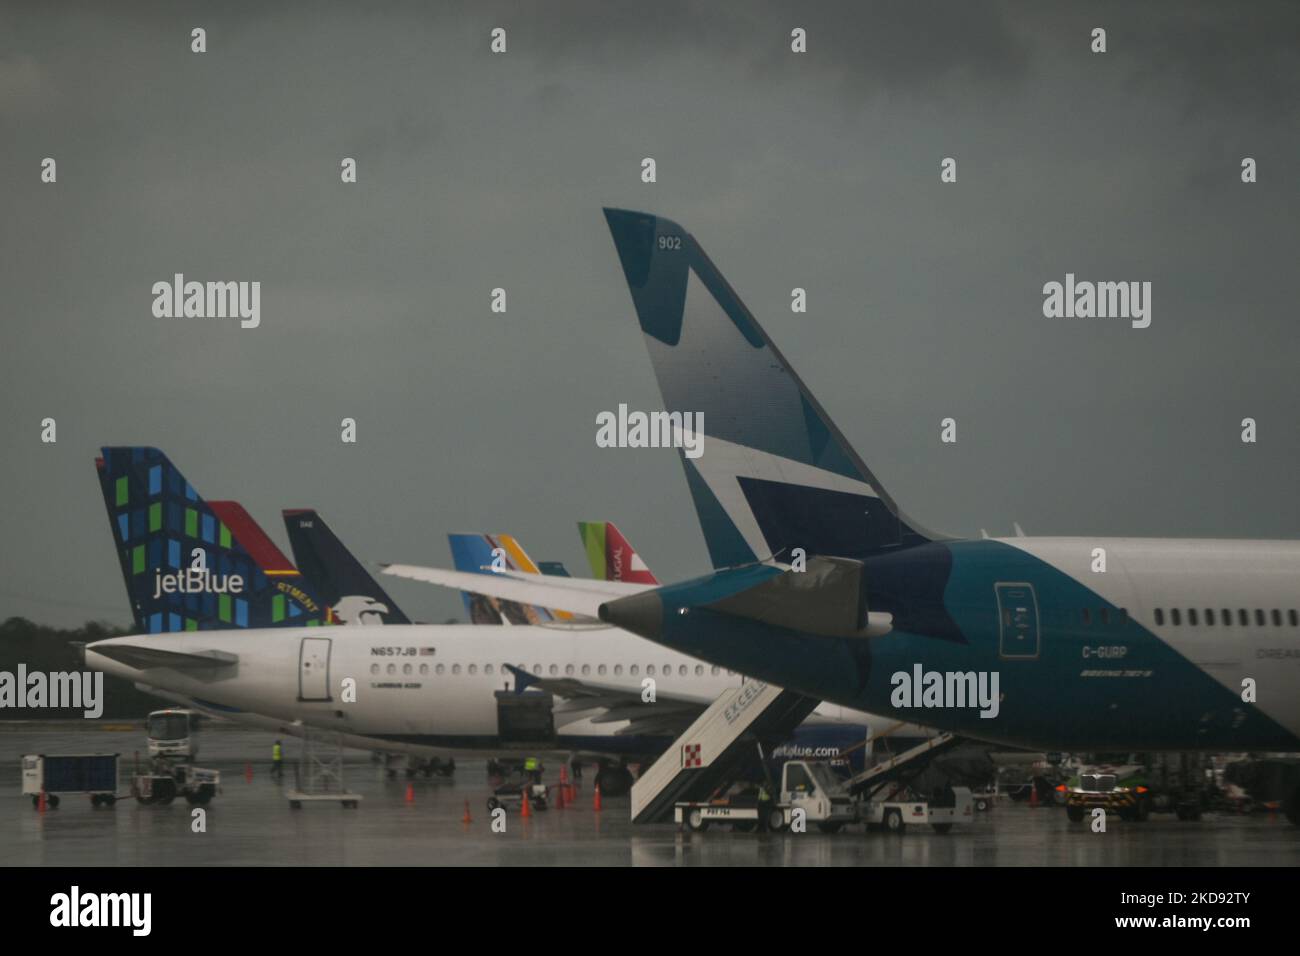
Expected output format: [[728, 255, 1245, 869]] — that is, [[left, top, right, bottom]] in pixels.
[[630, 681, 819, 824]]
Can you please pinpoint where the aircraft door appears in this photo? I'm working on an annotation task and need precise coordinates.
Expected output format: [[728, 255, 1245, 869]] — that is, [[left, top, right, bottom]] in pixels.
[[995, 583, 1040, 659], [298, 637, 332, 701]]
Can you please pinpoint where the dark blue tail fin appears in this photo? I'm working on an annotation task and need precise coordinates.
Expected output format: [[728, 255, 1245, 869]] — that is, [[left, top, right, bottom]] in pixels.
[[95, 447, 331, 632], [283, 509, 411, 625], [603, 208, 941, 567]]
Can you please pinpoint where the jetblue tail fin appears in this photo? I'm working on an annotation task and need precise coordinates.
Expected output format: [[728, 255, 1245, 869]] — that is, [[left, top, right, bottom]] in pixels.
[[95, 447, 331, 632], [283, 509, 411, 625], [603, 208, 939, 567], [578, 520, 659, 584]]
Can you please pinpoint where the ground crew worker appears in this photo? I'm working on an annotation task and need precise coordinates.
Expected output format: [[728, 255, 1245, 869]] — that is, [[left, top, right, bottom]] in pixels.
[[272, 739, 284, 780], [524, 755, 541, 784]]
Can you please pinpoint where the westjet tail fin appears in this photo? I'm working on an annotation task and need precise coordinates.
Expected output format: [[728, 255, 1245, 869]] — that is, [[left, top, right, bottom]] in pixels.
[[95, 447, 331, 633], [578, 520, 659, 584], [283, 509, 411, 625], [603, 208, 940, 567]]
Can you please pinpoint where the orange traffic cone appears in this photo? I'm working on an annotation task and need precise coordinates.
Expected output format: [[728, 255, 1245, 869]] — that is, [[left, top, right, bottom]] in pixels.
[[555, 783, 566, 809], [37, 791, 46, 813], [1029, 785, 1039, 808], [405, 782, 415, 804], [244, 762, 253, 783], [521, 788, 532, 818], [462, 799, 473, 824], [593, 784, 602, 812]]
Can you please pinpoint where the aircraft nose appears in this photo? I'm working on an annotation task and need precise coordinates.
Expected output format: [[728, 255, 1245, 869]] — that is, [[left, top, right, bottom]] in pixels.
[[599, 591, 664, 640]]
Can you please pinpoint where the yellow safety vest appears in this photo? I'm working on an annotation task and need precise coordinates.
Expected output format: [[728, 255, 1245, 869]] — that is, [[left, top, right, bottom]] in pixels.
[[273, 744, 282, 760]]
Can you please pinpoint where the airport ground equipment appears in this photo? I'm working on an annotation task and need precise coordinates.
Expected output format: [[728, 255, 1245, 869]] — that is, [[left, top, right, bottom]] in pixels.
[[673, 758, 973, 834], [486, 777, 549, 813], [1061, 754, 1217, 822], [631, 680, 820, 824], [286, 725, 362, 809], [135, 709, 221, 806], [1063, 771, 1148, 822], [22, 753, 122, 809]]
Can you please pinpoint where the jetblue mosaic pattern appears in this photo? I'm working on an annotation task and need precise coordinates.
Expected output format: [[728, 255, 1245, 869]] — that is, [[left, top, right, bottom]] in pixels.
[[97, 447, 330, 633]]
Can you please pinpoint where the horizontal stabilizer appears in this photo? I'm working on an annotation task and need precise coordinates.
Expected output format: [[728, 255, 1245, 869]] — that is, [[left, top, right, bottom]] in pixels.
[[704, 556, 893, 638], [382, 563, 646, 619], [88, 643, 238, 672]]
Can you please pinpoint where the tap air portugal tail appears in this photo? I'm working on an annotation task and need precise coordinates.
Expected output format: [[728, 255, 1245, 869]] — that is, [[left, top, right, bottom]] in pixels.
[[95, 447, 332, 632], [578, 521, 659, 585]]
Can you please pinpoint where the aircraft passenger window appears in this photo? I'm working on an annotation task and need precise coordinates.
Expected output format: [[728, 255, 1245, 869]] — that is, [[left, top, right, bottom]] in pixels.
[[646, 665, 655, 676], [1081, 608, 1091, 626], [679, 665, 688, 677], [1118, 608, 1128, 624], [370, 664, 379, 675], [630, 665, 639, 676], [435, 664, 445, 675], [598, 664, 607, 675], [711, 666, 720, 676], [695, 665, 704, 676], [1272, 609, 1282, 627], [1154, 609, 1164, 626], [1239, 609, 1248, 626], [452, 664, 461, 675], [1188, 609, 1198, 626], [581, 665, 590, 676], [1255, 609, 1265, 627], [485, 664, 494, 675], [1171, 609, 1181, 626], [565, 664, 574, 676], [614, 665, 623, 676], [1205, 609, 1215, 626], [664, 663, 671, 675], [1221, 609, 1230, 625], [533, 664, 542, 674], [403, 663, 413, 675], [467, 664, 476, 675], [419, 664, 428, 676], [387, 664, 397, 675], [1290, 610, 1298, 627], [1100, 608, 1110, 625], [549, 664, 558, 676]]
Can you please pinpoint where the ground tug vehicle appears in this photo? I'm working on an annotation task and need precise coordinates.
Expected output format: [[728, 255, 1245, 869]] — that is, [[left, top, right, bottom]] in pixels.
[[673, 759, 973, 834], [135, 708, 220, 806]]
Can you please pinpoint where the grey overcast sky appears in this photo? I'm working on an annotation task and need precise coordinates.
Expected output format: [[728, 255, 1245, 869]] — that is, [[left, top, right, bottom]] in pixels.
[[1, 1, 1298, 629]]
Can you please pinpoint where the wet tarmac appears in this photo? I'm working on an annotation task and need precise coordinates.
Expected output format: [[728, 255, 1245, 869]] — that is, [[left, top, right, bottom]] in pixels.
[[3, 722, 1298, 866]]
